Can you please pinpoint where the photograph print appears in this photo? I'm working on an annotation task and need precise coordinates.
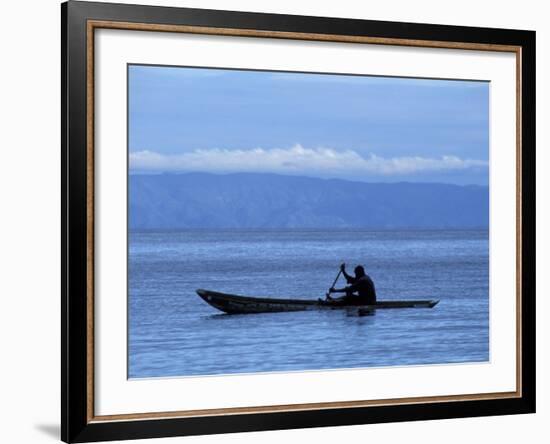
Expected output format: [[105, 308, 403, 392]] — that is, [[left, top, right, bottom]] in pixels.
[[128, 65, 489, 379]]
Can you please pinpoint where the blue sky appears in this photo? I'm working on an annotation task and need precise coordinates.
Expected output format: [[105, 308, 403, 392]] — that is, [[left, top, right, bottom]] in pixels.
[[128, 65, 489, 185]]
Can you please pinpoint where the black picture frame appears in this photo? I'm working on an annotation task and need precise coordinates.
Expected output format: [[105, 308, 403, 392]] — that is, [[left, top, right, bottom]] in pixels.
[[61, 1, 536, 442]]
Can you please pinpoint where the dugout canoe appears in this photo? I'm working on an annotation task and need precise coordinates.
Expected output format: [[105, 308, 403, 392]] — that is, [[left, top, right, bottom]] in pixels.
[[196, 289, 439, 315]]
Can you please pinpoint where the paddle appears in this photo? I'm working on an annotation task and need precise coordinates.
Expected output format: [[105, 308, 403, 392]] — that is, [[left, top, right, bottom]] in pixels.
[[325, 268, 343, 299]]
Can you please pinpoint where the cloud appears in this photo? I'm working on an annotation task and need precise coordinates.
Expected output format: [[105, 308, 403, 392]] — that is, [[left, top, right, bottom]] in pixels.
[[129, 145, 487, 177]]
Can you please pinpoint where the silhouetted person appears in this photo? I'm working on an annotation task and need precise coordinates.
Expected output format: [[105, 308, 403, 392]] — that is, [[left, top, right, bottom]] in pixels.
[[328, 263, 376, 305]]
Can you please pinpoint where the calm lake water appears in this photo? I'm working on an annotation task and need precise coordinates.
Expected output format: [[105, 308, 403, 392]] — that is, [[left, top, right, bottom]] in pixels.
[[128, 229, 489, 378]]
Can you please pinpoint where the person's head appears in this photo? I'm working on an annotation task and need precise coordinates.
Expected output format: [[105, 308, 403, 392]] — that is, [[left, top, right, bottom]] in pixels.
[[354, 265, 366, 277]]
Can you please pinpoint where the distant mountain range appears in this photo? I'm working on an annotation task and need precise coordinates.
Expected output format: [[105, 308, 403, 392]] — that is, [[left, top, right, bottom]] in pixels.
[[129, 172, 488, 229]]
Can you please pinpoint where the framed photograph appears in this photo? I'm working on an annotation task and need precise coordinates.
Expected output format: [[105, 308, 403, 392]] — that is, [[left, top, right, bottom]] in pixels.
[[61, 1, 535, 442]]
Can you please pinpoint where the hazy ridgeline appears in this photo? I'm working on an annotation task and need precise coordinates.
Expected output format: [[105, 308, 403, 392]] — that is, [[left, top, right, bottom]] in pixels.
[[129, 172, 488, 230]]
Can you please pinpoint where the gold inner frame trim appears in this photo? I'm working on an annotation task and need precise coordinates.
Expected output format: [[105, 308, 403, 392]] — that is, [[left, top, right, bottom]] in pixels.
[[86, 19, 523, 423]]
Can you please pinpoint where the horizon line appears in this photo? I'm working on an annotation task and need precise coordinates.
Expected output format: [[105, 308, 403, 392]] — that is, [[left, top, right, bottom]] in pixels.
[[128, 170, 489, 187]]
